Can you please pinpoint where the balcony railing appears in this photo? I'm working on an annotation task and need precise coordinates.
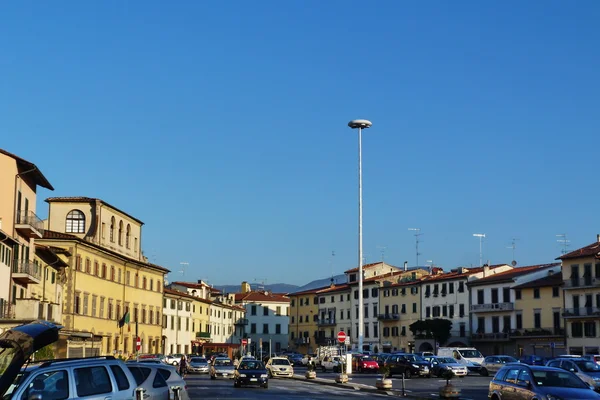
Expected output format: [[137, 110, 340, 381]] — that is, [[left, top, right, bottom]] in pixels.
[[12, 262, 41, 284], [471, 332, 510, 341], [562, 307, 600, 317], [378, 313, 400, 321], [196, 332, 211, 338], [234, 318, 249, 325], [470, 302, 514, 312], [317, 319, 336, 327], [510, 327, 564, 337], [15, 210, 44, 238], [563, 277, 600, 289]]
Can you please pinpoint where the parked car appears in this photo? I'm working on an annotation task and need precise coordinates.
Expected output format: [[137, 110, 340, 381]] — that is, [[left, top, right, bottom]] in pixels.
[[154, 364, 190, 400], [287, 353, 304, 366], [482, 355, 518, 373], [375, 353, 390, 368], [546, 357, 600, 391], [165, 354, 184, 366], [425, 356, 468, 378], [489, 364, 600, 400], [519, 354, 547, 365], [188, 357, 209, 374], [210, 357, 235, 379], [319, 356, 344, 372], [234, 359, 269, 388], [353, 354, 380, 373], [266, 357, 294, 378], [384, 353, 431, 378], [126, 363, 171, 400]]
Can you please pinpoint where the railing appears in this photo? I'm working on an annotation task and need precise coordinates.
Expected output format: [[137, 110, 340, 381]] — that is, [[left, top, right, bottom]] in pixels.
[[563, 277, 600, 288], [510, 327, 565, 337], [317, 319, 336, 326], [196, 332, 211, 338], [0, 302, 14, 319], [470, 302, 514, 312], [12, 261, 42, 281], [377, 313, 400, 321], [471, 332, 510, 341], [562, 308, 600, 317], [15, 210, 44, 235], [234, 318, 249, 325]]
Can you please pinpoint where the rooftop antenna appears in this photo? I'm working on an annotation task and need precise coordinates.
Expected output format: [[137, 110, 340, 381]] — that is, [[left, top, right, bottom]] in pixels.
[[408, 228, 423, 266], [330, 250, 335, 280], [179, 262, 189, 278], [473, 234, 486, 267], [254, 278, 268, 291], [377, 245, 387, 262], [506, 238, 518, 266], [556, 234, 570, 255]]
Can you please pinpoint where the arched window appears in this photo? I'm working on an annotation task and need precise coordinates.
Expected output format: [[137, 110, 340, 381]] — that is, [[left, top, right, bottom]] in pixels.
[[110, 217, 115, 242], [143, 277, 147, 290], [118, 221, 123, 246], [126, 224, 131, 249], [66, 210, 85, 233]]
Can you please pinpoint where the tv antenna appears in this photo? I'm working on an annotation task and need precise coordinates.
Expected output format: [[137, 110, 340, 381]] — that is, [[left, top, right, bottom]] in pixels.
[[377, 245, 387, 262], [473, 234, 486, 267], [556, 234, 570, 255], [506, 238, 518, 265], [329, 250, 335, 280], [254, 278, 268, 291], [408, 228, 423, 266], [179, 262, 189, 277]]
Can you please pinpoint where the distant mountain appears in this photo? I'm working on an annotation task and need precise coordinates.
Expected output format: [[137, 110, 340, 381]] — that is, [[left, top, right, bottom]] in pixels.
[[292, 274, 347, 293], [214, 283, 299, 294]]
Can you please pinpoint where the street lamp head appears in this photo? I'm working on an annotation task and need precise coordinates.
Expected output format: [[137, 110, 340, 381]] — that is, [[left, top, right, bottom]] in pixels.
[[348, 119, 372, 129], [473, 233, 486, 238]]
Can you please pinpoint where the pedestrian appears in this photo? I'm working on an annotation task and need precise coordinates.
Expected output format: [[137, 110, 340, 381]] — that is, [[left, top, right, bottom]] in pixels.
[[179, 355, 187, 378]]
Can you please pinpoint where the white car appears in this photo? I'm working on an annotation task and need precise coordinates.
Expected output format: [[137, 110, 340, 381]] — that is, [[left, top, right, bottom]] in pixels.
[[210, 357, 235, 379], [266, 357, 294, 378]]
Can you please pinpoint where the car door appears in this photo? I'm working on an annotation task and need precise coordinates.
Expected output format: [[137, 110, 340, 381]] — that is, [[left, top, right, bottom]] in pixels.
[[499, 367, 521, 400], [514, 368, 534, 400]]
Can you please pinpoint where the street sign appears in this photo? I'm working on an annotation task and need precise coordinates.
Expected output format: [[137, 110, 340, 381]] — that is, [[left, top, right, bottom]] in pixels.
[[344, 336, 350, 345], [136, 338, 141, 351], [247, 338, 252, 344], [337, 331, 347, 344], [241, 339, 248, 345], [259, 338, 263, 348]]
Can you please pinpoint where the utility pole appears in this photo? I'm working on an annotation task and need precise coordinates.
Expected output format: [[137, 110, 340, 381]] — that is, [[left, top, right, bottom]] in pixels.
[[408, 228, 423, 266], [473, 234, 486, 267]]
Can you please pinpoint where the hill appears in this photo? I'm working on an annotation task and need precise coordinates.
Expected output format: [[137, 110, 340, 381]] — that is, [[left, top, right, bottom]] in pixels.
[[214, 283, 299, 294]]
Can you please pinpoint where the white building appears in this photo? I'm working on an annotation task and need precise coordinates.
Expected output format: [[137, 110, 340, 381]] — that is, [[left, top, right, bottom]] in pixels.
[[210, 293, 244, 344], [163, 288, 194, 355], [417, 264, 512, 352], [235, 286, 290, 355]]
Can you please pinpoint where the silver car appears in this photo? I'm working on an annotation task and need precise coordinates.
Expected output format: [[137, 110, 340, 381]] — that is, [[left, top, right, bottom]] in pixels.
[[126, 364, 170, 400], [188, 357, 209, 374], [210, 357, 235, 379], [426, 356, 468, 377], [547, 358, 600, 391], [482, 355, 518, 373]]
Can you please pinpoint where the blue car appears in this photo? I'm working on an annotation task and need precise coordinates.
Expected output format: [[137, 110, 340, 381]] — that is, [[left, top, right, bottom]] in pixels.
[[519, 355, 547, 365]]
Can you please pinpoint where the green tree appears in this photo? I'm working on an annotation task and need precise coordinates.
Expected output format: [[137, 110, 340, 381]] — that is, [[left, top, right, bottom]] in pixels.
[[34, 345, 55, 361], [409, 318, 453, 346]]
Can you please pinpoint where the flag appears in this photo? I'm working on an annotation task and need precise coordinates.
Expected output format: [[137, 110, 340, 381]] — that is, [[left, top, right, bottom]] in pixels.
[[118, 311, 130, 328]]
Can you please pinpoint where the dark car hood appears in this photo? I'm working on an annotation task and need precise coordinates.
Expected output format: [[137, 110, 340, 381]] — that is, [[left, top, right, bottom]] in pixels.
[[0, 321, 62, 396], [237, 368, 267, 375], [537, 387, 600, 400]]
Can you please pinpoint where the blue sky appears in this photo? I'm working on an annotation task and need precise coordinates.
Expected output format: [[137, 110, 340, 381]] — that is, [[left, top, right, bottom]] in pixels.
[[1, 1, 599, 286]]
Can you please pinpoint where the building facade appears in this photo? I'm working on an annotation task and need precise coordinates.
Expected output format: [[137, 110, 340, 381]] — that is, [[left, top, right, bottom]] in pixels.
[[163, 288, 195, 355], [288, 287, 321, 354], [314, 284, 351, 347], [559, 237, 600, 356], [379, 279, 422, 353], [39, 197, 168, 358]]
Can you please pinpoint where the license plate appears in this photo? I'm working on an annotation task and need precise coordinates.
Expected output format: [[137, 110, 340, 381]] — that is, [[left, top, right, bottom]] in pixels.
[[250, 378, 257, 381], [223, 373, 228, 376]]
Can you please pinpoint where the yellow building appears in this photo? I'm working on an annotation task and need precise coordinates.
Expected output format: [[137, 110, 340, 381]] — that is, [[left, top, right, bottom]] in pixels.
[[288, 287, 321, 354], [38, 197, 169, 358], [0, 148, 54, 321], [379, 279, 422, 353], [512, 270, 564, 357]]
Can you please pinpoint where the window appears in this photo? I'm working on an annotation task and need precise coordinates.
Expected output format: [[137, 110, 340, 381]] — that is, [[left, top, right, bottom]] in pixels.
[[92, 296, 97, 317], [571, 322, 583, 337], [110, 365, 131, 391], [458, 281, 465, 292], [584, 321, 596, 337], [110, 266, 115, 281], [126, 224, 131, 248], [118, 220, 123, 246], [426, 307, 431, 318], [75, 366, 112, 396], [354, 290, 358, 300], [401, 304, 406, 314], [477, 289, 484, 304], [533, 288, 540, 299], [413, 303, 417, 313], [263, 324, 269, 334], [23, 370, 69, 400], [102, 264, 107, 279], [449, 304, 454, 318], [477, 317, 485, 333], [85, 258, 91, 273], [373, 322, 378, 338], [263, 306, 269, 316], [448, 282, 454, 294], [66, 210, 85, 233], [459, 304, 465, 317], [516, 313, 522, 329], [515, 289, 522, 300], [143, 277, 147, 290], [74, 292, 81, 314], [251, 305, 257, 315], [276, 324, 281, 334], [251, 323, 256, 334], [552, 287, 559, 297], [371, 288, 378, 297], [110, 217, 115, 242]]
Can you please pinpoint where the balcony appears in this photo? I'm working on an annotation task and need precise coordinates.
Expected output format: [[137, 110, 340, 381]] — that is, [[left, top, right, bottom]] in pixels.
[[12, 262, 41, 285], [562, 307, 600, 318], [470, 302, 514, 312], [234, 318, 249, 326], [377, 313, 400, 321], [471, 332, 510, 341], [563, 277, 600, 289], [317, 319, 336, 327], [15, 210, 44, 239], [195, 332, 211, 340], [510, 327, 565, 338]]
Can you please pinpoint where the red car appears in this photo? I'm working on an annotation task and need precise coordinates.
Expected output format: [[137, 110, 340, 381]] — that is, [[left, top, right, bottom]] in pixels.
[[354, 355, 380, 373]]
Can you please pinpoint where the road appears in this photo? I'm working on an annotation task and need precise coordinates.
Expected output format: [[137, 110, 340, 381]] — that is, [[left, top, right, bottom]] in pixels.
[[185, 373, 390, 399]]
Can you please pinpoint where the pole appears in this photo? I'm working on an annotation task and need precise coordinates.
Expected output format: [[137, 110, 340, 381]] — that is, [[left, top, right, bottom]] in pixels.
[[358, 125, 364, 353], [479, 236, 482, 267], [135, 321, 138, 355]]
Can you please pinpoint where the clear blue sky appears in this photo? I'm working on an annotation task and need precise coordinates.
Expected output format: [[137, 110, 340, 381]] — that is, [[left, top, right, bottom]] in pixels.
[[1, 1, 599, 286]]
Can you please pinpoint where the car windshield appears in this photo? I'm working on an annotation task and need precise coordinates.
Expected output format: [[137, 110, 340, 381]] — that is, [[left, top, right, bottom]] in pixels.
[[361, 356, 375, 361], [272, 359, 290, 366], [2, 371, 29, 400], [498, 356, 518, 363], [404, 355, 425, 362], [459, 350, 482, 358], [439, 358, 457, 364], [532, 370, 589, 388], [214, 359, 232, 366], [191, 358, 206, 363], [574, 361, 600, 372], [239, 361, 264, 370]]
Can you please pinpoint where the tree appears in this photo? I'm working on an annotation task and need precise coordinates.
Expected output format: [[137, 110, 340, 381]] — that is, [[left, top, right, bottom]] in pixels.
[[409, 318, 453, 346], [33, 345, 55, 361]]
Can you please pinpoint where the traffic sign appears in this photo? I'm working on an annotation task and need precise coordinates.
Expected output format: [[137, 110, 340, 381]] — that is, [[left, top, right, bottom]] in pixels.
[[247, 338, 252, 344], [241, 339, 248, 345], [136, 338, 141, 351], [344, 336, 350, 345], [337, 331, 347, 344]]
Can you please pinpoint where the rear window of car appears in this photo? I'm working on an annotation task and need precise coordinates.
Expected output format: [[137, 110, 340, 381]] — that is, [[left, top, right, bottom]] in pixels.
[[110, 365, 130, 391], [75, 366, 113, 397], [127, 366, 146, 385], [158, 368, 172, 381], [153, 372, 167, 388]]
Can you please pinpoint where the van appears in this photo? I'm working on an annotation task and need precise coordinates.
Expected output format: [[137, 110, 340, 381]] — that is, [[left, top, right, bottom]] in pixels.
[[437, 347, 488, 376]]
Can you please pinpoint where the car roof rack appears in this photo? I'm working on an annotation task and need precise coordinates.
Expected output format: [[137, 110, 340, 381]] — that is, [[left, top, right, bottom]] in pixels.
[[37, 356, 116, 368]]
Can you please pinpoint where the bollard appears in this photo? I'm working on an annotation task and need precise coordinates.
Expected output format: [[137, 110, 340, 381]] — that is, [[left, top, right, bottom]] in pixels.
[[401, 373, 406, 396], [135, 387, 145, 400], [171, 385, 181, 400]]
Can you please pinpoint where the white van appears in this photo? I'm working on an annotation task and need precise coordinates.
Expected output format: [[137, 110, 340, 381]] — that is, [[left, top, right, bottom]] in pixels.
[[437, 347, 488, 376]]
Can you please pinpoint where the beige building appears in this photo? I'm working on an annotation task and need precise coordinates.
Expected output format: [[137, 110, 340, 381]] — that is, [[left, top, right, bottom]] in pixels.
[[288, 286, 322, 353], [379, 279, 422, 353], [0, 148, 54, 320], [559, 236, 600, 356], [39, 197, 168, 358], [314, 283, 351, 346]]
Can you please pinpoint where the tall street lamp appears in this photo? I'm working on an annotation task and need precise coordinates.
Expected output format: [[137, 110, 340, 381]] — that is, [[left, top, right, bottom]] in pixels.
[[473, 233, 486, 266], [348, 119, 372, 353]]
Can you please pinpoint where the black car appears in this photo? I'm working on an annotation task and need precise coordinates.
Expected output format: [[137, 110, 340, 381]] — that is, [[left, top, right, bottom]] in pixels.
[[384, 353, 431, 378], [287, 354, 304, 366], [234, 360, 269, 388]]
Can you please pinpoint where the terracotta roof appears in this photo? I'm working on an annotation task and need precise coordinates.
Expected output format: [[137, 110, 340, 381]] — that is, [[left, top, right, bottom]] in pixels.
[[385, 278, 425, 288], [0, 148, 54, 190], [40, 230, 170, 273], [288, 287, 324, 296], [316, 284, 350, 294], [172, 281, 219, 292], [512, 272, 563, 289], [234, 291, 290, 303], [467, 263, 560, 287], [421, 264, 510, 283], [164, 287, 211, 302], [557, 241, 600, 261], [345, 262, 396, 274], [46, 197, 144, 225]]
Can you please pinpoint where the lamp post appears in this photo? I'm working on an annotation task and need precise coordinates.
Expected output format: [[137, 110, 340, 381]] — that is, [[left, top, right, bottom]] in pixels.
[[473, 234, 486, 266], [348, 119, 372, 353]]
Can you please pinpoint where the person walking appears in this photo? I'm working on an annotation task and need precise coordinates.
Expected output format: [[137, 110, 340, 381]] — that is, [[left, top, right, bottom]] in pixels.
[[179, 355, 187, 378]]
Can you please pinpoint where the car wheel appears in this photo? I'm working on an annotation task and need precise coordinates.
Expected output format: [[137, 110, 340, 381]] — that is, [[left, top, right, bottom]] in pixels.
[[480, 368, 489, 377], [210, 375, 216, 380], [322, 366, 326, 372], [358, 367, 363, 373], [263, 383, 269, 389], [404, 369, 412, 379], [268, 370, 273, 378], [234, 382, 240, 388], [437, 370, 443, 378], [173, 361, 179, 366]]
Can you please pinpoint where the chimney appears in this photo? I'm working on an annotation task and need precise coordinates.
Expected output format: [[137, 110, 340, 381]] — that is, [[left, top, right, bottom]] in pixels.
[[404, 261, 408, 271], [483, 265, 490, 277], [597, 234, 600, 243], [241, 281, 251, 294]]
